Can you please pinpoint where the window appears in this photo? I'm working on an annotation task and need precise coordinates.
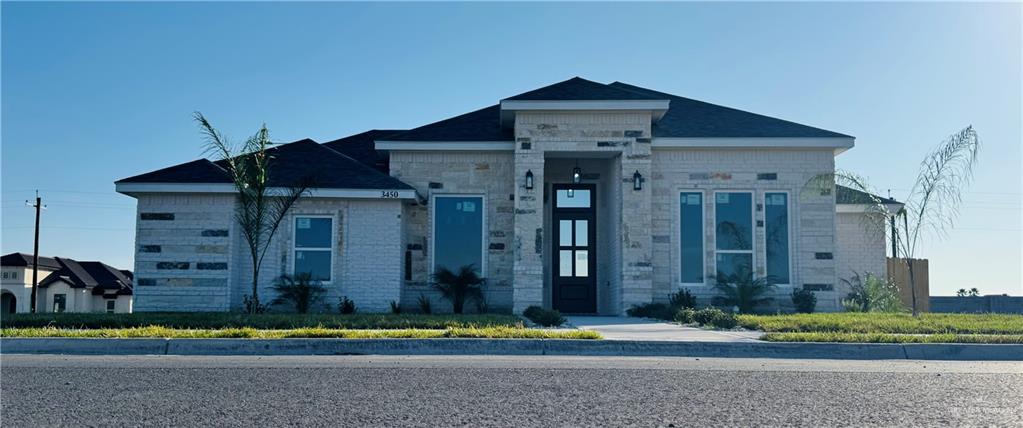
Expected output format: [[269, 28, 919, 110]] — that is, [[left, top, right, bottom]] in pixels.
[[106, 300, 116, 313], [555, 189, 591, 208], [1, 272, 7, 279], [765, 192, 791, 284], [433, 195, 484, 275], [715, 192, 753, 279], [293, 216, 333, 281], [53, 294, 66, 313], [680, 192, 704, 284], [10, 272, 16, 279]]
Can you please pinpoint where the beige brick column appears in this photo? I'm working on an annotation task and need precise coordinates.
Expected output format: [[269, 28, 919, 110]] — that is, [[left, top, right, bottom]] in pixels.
[[512, 139, 544, 313], [620, 137, 654, 309]]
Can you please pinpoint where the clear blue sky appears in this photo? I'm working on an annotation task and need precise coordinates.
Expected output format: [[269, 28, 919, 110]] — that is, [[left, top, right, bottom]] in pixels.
[[2, 2, 1020, 296]]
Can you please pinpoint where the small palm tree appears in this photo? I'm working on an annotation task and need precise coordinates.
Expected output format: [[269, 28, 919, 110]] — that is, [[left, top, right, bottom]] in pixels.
[[431, 265, 485, 314], [713, 266, 776, 314], [806, 126, 979, 316], [271, 273, 326, 314]]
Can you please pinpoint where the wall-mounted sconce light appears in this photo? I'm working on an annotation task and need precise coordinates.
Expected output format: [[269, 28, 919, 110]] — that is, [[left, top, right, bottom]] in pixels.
[[572, 161, 581, 184], [525, 169, 534, 190], [633, 170, 643, 191]]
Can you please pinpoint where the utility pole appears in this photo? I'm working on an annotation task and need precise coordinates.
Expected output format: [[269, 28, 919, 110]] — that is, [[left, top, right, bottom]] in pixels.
[[888, 189, 898, 258], [27, 191, 43, 313]]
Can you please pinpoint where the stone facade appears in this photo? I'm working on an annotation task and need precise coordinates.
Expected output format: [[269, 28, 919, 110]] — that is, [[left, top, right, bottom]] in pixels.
[[133, 194, 402, 312]]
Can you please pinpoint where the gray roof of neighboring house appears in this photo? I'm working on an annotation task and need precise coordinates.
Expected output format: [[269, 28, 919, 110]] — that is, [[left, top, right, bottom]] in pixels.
[[382, 77, 851, 142], [1, 252, 62, 270], [835, 185, 900, 205], [117, 138, 413, 190], [1, 253, 133, 295]]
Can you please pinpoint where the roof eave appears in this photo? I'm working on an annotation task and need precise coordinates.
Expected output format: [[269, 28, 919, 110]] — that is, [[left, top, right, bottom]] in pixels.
[[499, 99, 670, 127], [652, 136, 855, 154], [115, 182, 418, 200]]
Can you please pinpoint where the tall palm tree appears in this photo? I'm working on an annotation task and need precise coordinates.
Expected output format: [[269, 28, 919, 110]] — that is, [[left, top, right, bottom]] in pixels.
[[196, 112, 309, 313], [807, 126, 980, 315]]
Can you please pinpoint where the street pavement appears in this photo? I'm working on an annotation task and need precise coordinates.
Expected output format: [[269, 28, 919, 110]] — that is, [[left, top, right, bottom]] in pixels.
[[2, 354, 1021, 427]]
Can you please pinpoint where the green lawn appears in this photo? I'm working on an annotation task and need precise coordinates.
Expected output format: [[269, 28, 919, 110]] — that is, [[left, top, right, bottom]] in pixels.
[[0, 312, 523, 330], [738, 313, 1023, 335], [762, 332, 1023, 344], [0, 326, 601, 340]]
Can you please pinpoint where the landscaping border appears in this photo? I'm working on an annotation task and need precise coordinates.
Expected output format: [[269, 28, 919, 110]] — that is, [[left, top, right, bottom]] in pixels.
[[2, 338, 1021, 361]]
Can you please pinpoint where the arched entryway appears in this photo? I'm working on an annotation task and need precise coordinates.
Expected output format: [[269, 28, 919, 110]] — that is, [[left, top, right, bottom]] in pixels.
[[1, 291, 16, 314]]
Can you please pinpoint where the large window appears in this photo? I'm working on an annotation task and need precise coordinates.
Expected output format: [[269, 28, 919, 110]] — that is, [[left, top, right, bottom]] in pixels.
[[715, 192, 753, 279], [765, 192, 791, 284], [52, 294, 66, 313], [680, 192, 704, 284], [294, 216, 333, 281], [433, 195, 484, 275]]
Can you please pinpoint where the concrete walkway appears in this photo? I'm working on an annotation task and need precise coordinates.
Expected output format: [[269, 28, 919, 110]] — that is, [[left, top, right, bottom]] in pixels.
[[566, 316, 763, 342]]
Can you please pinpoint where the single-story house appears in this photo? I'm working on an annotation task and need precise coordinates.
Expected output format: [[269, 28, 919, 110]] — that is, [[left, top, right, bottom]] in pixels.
[[1, 253, 134, 314], [116, 77, 897, 314]]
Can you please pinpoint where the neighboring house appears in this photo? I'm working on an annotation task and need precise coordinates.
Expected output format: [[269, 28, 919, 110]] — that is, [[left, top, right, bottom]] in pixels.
[[1, 253, 134, 314], [116, 77, 895, 314]]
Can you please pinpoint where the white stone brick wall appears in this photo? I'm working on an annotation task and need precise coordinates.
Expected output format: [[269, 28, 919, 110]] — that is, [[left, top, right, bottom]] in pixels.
[[650, 148, 840, 311], [131, 194, 403, 313], [389, 151, 515, 312], [835, 211, 888, 296]]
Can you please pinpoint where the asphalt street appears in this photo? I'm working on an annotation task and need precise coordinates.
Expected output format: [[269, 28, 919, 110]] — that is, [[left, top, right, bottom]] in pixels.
[[2, 355, 1021, 427]]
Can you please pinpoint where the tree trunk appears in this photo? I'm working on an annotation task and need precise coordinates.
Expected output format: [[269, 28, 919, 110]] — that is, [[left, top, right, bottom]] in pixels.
[[453, 298, 463, 314], [906, 259, 919, 317], [250, 253, 260, 314]]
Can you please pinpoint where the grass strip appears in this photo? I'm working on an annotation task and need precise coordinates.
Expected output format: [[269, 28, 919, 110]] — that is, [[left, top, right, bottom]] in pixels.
[[762, 332, 1023, 344], [0, 313, 524, 330], [0, 326, 601, 340], [738, 313, 1023, 335]]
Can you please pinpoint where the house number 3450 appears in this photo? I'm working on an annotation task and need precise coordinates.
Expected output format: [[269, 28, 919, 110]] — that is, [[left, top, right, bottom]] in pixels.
[[380, 191, 400, 198]]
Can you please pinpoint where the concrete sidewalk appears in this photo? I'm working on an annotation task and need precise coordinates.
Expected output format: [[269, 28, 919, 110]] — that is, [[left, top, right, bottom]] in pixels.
[[567, 316, 763, 342]]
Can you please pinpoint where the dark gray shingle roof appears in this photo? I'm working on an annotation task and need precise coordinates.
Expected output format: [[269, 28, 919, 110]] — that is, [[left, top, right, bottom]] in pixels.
[[1, 253, 62, 270], [381, 105, 512, 142], [323, 130, 405, 173], [608, 81, 853, 139], [836, 185, 900, 205], [504, 77, 665, 101], [118, 139, 412, 190]]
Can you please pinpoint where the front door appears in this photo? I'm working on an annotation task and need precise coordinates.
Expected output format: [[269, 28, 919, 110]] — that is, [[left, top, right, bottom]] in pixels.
[[552, 184, 596, 313]]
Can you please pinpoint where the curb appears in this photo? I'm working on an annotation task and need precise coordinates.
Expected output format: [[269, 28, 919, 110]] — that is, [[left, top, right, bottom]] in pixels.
[[3, 338, 1022, 360]]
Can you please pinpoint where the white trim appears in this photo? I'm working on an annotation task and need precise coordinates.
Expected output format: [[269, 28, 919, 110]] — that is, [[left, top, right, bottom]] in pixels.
[[836, 202, 904, 214], [290, 214, 336, 285], [115, 182, 417, 199], [375, 141, 515, 151], [652, 137, 855, 153], [763, 191, 794, 286], [677, 190, 707, 288], [430, 194, 487, 277], [712, 190, 756, 279]]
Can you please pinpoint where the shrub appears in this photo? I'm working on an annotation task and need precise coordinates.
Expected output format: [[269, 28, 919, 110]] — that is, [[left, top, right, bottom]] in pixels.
[[691, 307, 737, 329], [709, 312, 738, 329], [674, 307, 697, 324], [791, 289, 817, 314], [242, 295, 269, 314], [270, 273, 326, 314], [389, 301, 402, 314], [338, 296, 357, 314], [713, 266, 776, 314], [432, 265, 485, 314], [626, 303, 674, 320], [522, 306, 566, 327], [693, 307, 726, 325], [841, 272, 905, 313], [669, 288, 697, 310], [417, 294, 432, 314]]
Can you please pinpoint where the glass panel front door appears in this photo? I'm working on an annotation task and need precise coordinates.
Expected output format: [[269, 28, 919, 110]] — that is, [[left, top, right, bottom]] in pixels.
[[552, 184, 596, 313]]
